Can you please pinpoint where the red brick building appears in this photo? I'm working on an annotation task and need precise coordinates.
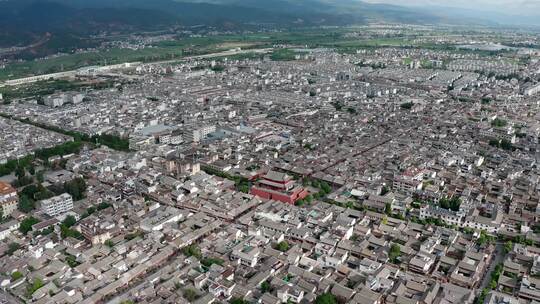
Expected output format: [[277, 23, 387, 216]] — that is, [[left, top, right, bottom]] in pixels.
[[250, 170, 308, 204]]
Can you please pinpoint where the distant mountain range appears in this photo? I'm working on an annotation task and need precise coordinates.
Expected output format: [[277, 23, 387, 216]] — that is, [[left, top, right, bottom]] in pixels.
[[0, 0, 427, 37], [0, 0, 537, 58], [0, 0, 444, 46]]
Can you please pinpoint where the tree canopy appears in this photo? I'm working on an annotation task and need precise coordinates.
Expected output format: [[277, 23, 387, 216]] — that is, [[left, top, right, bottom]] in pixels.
[[315, 293, 338, 304], [275, 241, 290, 252], [19, 217, 39, 235], [389, 243, 401, 263], [439, 197, 461, 211]]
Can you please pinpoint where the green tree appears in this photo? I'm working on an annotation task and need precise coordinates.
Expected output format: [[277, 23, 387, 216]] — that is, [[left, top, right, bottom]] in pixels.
[[462, 227, 474, 234], [230, 298, 248, 304], [97, 202, 112, 210], [320, 182, 332, 194], [182, 244, 202, 259], [275, 241, 290, 252], [18, 195, 36, 213], [64, 177, 87, 201], [6, 242, 21, 255], [36, 171, 44, 183], [315, 293, 338, 304], [388, 243, 401, 264], [183, 288, 198, 302], [34, 184, 54, 200], [65, 254, 80, 267], [261, 280, 272, 293], [238, 184, 250, 194], [26, 277, 44, 296], [500, 139, 513, 151], [482, 263, 503, 293], [211, 65, 225, 72], [19, 184, 39, 199], [12, 174, 34, 188], [504, 241, 513, 253], [15, 166, 26, 180], [400, 102, 413, 110], [62, 215, 77, 228], [60, 225, 83, 239], [11, 271, 23, 281], [491, 118, 507, 128], [384, 203, 392, 215], [19, 217, 40, 234], [475, 288, 489, 304], [201, 257, 224, 267], [439, 197, 461, 211], [477, 230, 493, 246], [86, 206, 96, 215]]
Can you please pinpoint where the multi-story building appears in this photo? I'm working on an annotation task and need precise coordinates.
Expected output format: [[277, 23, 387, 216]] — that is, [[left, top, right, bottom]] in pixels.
[[176, 160, 201, 176], [0, 181, 18, 217], [392, 177, 423, 195], [79, 215, 113, 245], [183, 125, 216, 143], [0, 219, 19, 240], [522, 83, 540, 96], [250, 170, 308, 204], [419, 205, 464, 227], [40, 193, 74, 217], [44, 93, 69, 108], [231, 245, 260, 267]]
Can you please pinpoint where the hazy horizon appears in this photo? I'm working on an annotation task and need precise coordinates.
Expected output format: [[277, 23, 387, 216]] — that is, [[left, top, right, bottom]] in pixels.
[[361, 0, 540, 16]]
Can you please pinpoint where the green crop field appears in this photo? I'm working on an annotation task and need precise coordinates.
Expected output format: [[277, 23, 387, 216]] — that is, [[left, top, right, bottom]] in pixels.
[[0, 28, 514, 82], [0, 35, 270, 81]]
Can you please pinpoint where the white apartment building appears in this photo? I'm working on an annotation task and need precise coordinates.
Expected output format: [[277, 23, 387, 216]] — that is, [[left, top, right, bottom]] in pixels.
[[419, 205, 464, 227], [522, 83, 540, 96], [40, 193, 74, 217], [183, 125, 216, 143]]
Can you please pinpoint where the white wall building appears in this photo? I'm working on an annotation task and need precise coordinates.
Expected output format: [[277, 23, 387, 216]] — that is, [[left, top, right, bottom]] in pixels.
[[40, 193, 74, 217]]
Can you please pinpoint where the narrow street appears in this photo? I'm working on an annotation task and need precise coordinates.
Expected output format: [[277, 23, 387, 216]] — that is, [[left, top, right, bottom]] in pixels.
[[478, 243, 505, 292]]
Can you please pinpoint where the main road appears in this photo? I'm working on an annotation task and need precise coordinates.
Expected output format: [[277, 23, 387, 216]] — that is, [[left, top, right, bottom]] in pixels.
[[152, 47, 272, 65]]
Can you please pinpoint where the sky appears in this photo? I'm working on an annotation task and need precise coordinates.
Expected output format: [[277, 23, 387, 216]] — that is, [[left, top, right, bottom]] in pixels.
[[362, 0, 540, 15]]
